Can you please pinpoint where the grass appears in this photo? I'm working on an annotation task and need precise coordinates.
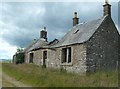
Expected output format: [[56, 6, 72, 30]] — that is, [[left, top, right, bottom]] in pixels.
[[2, 63, 119, 87], [0, 63, 14, 87]]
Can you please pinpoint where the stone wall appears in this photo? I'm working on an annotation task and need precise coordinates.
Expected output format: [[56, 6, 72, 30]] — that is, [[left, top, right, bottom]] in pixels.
[[47, 44, 87, 74], [34, 44, 87, 74], [46, 49, 60, 69], [25, 50, 42, 66], [71, 44, 87, 74], [25, 49, 59, 67], [25, 52, 29, 63], [33, 50, 43, 66], [86, 16, 119, 72]]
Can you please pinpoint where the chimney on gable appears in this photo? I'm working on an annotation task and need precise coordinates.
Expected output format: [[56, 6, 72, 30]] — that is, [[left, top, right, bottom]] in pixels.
[[103, 0, 111, 16], [40, 27, 47, 41], [73, 12, 79, 26]]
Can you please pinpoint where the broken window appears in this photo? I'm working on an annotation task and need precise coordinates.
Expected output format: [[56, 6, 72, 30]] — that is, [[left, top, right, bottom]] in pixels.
[[61, 47, 71, 63], [62, 48, 67, 63]]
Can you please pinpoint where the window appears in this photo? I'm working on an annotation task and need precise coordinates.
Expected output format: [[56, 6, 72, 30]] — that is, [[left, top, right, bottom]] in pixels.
[[61, 47, 71, 63], [68, 47, 71, 63], [74, 29, 79, 34], [62, 48, 67, 63]]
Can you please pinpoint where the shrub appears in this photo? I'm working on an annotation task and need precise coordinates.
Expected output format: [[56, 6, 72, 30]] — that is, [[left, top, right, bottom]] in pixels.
[[13, 48, 25, 64]]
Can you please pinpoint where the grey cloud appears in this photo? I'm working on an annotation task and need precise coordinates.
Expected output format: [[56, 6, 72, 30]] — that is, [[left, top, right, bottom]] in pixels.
[[1, 28, 36, 47], [0, 2, 119, 48]]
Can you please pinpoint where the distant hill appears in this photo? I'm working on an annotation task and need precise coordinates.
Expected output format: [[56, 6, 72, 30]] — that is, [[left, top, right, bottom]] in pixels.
[[0, 59, 11, 62]]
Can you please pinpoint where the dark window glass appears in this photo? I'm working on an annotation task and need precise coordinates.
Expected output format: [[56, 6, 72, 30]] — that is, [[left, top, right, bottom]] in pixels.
[[62, 48, 67, 63], [61, 47, 71, 63], [68, 47, 71, 63]]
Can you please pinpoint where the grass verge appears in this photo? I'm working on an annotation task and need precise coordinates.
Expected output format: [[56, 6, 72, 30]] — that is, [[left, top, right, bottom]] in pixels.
[[2, 63, 118, 87]]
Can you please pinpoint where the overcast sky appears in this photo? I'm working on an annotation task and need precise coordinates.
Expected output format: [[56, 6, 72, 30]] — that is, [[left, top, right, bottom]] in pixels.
[[0, 0, 119, 59]]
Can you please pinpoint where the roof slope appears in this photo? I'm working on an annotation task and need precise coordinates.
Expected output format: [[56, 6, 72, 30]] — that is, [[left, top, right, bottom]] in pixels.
[[27, 39, 48, 52], [24, 39, 38, 52], [52, 16, 107, 47]]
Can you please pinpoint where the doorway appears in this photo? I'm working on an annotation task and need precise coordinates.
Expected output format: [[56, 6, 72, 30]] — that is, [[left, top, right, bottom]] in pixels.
[[43, 51, 47, 68], [29, 53, 33, 63]]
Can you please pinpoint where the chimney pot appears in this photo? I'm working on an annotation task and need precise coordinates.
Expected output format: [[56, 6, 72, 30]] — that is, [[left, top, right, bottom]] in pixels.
[[74, 12, 77, 18], [103, 0, 111, 16], [40, 27, 47, 41], [73, 12, 79, 26], [44, 27, 46, 30]]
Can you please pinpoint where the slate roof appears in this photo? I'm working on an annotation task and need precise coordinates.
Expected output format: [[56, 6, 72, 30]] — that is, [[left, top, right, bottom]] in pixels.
[[24, 39, 38, 52], [52, 16, 108, 47], [48, 39, 59, 46], [26, 39, 48, 52]]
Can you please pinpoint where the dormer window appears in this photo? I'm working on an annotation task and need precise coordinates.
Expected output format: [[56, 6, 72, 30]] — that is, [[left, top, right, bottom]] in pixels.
[[74, 29, 79, 34]]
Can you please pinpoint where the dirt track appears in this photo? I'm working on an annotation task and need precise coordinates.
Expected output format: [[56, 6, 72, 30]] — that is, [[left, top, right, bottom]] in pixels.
[[2, 71, 32, 87]]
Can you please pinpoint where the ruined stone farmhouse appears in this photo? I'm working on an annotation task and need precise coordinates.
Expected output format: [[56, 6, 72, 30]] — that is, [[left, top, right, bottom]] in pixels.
[[22, 1, 120, 74]]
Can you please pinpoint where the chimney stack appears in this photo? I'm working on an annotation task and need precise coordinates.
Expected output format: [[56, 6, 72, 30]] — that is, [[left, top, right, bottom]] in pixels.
[[40, 27, 47, 41], [103, 0, 111, 16], [73, 12, 79, 26]]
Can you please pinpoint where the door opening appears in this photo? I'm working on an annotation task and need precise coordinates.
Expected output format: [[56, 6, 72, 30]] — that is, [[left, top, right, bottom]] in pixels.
[[43, 51, 47, 68], [29, 53, 33, 63]]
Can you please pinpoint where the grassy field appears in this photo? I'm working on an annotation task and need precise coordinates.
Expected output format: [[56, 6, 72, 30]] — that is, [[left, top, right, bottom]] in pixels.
[[2, 63, 118, 87]]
